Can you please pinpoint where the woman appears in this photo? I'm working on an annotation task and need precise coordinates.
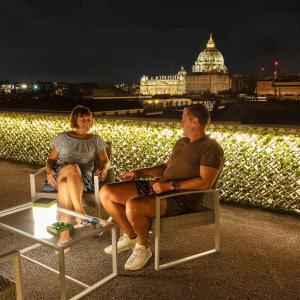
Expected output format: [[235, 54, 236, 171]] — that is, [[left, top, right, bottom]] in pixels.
[[46, 105, 110, 216]]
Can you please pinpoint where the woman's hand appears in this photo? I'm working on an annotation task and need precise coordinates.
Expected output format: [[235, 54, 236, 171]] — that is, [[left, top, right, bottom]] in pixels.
[[119, 170, 137, 181], [94, 168, 107, 182], [46, 169, 57, 186]]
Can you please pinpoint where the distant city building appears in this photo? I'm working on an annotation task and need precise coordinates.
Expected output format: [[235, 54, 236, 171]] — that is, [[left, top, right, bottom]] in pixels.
[[140, 66, 187, 96], [185, 34, 231, 95], [140, 34, 231, 96], [231, 73, 244, 94], [257, 77, 300, 100], [142, 98, 192, 109]]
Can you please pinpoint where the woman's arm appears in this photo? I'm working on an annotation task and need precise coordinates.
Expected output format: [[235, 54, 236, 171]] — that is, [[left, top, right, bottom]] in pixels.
[[46, 148, 59, 185], [94, 149, 110, 182]]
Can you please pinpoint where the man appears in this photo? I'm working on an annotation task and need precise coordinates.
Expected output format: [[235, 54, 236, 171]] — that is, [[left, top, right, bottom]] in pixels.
[[100, 104, 224, 271]]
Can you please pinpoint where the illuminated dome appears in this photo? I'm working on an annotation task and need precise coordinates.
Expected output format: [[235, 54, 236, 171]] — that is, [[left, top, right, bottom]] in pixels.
[[192, 34, 228, 74]]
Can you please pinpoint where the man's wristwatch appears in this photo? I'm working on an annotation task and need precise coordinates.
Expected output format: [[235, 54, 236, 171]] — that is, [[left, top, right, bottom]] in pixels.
[[171, 180, 179, 190]]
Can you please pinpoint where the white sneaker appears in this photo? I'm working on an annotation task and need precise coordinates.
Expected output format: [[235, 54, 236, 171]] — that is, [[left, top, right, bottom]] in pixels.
[[104, 234, 137, 254], [125, 244, 152, 271]]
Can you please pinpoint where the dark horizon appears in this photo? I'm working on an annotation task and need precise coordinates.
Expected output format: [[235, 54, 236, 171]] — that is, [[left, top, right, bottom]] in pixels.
[[1, 1, 300, 83]]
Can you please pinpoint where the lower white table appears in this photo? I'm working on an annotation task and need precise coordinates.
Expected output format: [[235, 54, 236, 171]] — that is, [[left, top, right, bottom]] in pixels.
[[0, 201, 118, 300]]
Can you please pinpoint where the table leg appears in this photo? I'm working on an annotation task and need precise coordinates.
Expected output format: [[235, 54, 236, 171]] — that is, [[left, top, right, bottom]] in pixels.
[[111, 226, 118, 275], [58, 248, 67, 300]]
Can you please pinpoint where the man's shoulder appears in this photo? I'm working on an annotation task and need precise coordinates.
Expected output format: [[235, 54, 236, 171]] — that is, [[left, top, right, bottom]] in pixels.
[[203, 137, 224, 163], [174, 137, 189, 147], [203, 135, 222, 148]]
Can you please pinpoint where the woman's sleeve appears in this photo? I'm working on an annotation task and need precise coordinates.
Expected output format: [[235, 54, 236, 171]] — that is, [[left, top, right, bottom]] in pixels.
[[50, 133, 65, 151], [95, 135, 107, 152]]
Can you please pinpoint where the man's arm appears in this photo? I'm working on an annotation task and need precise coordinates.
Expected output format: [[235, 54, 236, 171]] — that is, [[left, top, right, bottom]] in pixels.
[[152, 165, 221, 193], [120, 161, 169, 180], [135, 163, 167, 178]]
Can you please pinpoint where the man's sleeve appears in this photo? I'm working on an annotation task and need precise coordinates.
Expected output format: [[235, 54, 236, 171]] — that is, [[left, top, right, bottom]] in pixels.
[[200, 143, 224, 169]]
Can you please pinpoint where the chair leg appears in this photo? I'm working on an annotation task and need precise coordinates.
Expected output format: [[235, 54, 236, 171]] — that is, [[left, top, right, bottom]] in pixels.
[[29, 173, 36, 201], [154, 224, 160, 271], [215, 222, 220, 252], [214, 190, 220, 252]]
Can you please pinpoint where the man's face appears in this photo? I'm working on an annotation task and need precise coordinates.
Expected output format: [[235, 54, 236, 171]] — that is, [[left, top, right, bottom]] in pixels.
[[180, 108, 195, 137]]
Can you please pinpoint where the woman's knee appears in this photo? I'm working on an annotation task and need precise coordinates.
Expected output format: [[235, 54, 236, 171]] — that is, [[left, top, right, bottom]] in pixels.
[[62, 164, 81, 176]]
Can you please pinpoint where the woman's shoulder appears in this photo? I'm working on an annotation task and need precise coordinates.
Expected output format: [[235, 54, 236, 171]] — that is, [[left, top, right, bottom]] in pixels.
[[92, 134, 104, 140]]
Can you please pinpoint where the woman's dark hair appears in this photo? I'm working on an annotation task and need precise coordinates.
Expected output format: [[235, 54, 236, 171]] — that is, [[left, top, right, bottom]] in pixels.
[[187, 104, 210, 127], [70, 105, 92, 128]]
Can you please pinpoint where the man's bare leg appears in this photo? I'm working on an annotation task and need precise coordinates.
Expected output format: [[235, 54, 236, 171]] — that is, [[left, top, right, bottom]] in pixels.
[[100, 182, 140, 238], [126, 196, 167, 247]]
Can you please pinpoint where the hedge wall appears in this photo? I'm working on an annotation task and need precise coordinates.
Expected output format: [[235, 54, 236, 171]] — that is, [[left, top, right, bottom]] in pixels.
[[0, 112, 299, 215]]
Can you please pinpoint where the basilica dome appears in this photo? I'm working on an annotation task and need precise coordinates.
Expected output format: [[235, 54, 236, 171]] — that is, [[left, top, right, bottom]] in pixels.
[[192, 34, 228, 74]]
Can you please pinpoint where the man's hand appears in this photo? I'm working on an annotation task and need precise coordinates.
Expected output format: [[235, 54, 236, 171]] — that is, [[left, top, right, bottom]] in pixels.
[[94, 168, 107, 182], [119, 170, 137, 181], [152, 181, 172, 194]]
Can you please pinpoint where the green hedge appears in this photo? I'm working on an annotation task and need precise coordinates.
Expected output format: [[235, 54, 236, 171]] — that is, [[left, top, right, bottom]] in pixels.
[[0, 112, 299, 215]]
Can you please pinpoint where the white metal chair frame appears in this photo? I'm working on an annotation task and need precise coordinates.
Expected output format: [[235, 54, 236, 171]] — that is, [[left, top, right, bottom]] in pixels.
[[153, 189, 220, 270], [0, 250, 24, 300], [29, 141, 114, 217]]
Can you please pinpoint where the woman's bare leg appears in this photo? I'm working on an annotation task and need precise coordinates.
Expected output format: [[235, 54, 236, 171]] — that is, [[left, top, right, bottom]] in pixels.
[[57, 164, 85, 214], [57, 179, 73, 210], [56, 179, 72, 248]]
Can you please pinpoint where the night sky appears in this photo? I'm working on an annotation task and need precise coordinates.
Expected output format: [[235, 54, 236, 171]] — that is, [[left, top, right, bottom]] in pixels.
[[1, 0, 300, 83]]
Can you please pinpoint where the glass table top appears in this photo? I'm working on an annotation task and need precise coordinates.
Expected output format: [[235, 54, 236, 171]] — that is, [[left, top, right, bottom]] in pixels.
[[0, 199, 113, 249]]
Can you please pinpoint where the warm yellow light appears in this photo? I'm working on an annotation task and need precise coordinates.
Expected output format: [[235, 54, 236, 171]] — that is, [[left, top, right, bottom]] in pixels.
[[33, 203, 57, 239]]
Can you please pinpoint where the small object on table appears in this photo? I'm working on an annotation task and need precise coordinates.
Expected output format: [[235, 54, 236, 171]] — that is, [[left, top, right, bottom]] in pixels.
[[81, 217, 100, 225], [47, 222, 73, 235]]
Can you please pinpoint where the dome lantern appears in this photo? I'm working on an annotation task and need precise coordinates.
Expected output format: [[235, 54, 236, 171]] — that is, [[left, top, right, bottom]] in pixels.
[[192, 33, 228, 74]]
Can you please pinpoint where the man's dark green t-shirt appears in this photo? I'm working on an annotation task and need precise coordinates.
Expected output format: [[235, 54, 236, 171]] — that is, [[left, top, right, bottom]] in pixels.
[[161, 135, 224, 185]]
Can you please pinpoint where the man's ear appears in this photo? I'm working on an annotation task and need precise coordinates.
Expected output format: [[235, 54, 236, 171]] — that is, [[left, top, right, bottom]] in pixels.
[[192, 117, 200, 126]]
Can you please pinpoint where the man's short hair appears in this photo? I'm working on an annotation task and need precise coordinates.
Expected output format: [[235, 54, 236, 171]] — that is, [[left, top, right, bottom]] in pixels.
[[187, 104, 210, 127], [70, 105, 92, 128]]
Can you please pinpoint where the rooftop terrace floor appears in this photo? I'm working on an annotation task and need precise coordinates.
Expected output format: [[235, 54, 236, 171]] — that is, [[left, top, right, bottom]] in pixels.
[[0, 160, 299, 299]]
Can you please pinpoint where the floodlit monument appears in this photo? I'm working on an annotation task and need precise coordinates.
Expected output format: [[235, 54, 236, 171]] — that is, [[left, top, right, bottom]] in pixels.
[[139, 66, 187, 96], [140, 34, 231, 96], [186, 33, 231, 95]]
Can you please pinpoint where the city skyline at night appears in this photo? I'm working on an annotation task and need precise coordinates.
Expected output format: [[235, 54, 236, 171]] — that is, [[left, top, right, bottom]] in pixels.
[[1, 0, 300, 83]]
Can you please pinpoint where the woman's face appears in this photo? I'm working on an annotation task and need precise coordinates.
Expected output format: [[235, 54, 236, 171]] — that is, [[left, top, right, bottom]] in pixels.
[[76, 113, 92, 131]]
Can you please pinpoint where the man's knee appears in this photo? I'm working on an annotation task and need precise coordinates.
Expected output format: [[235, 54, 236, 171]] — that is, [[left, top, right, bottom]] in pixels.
[[99, 184, 114, 204], [126, 198, 140, 221]]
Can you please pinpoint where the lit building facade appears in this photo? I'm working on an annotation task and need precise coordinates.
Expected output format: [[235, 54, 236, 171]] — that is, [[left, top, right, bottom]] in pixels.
[[140, 67, 187, 96], [140, 34, 231, 96], [257, 77, 300, 100], [186, 34, 231, 95]]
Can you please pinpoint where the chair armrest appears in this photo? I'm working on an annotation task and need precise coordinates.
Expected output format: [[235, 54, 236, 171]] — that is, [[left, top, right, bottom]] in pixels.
[[30, 166, 47, 177], [155, 189, 214, 200], [155, 189, 218, 218]]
